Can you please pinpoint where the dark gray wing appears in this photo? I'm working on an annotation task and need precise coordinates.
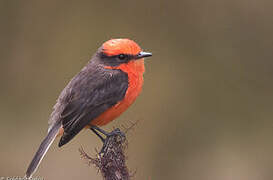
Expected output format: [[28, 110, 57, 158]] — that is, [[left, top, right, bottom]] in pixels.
[[54, 67, 128, 147]]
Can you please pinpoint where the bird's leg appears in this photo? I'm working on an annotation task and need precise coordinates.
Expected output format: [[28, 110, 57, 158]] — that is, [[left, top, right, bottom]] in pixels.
[[90, 126, 125, 154], [91, 125, 110, 137], [91, 126, 125, 138], [90, 127, 105, 143]]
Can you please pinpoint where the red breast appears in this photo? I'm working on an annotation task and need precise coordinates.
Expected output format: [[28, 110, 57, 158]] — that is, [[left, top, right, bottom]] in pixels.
[[90, 59, 145, 126]]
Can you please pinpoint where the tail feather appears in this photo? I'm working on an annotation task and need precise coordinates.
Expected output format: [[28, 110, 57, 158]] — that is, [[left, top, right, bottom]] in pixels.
[[25, 121, 61, 178]]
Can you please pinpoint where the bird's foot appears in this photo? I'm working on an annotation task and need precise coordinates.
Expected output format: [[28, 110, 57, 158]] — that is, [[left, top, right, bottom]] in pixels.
[[90, 126, 126, 155], [99, 128, 126, 155], [106, 128, 125, 138]]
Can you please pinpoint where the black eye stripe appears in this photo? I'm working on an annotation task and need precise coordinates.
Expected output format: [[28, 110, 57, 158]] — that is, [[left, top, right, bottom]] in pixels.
[[118, 54, 126, 59], [99, 52, 138, 67], [100, 52, 138, 59], [109, 54, 135, 60]]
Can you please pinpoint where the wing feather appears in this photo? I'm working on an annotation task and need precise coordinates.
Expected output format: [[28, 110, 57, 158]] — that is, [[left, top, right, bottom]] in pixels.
[[55, 67, 128, 147]]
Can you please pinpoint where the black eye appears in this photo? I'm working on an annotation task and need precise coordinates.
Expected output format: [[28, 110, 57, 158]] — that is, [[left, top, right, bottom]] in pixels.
[[118, 54, 126, 60]]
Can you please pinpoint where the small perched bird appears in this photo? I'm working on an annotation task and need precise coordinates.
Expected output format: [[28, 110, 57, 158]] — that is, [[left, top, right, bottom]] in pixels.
[[25, 38, 152, 178]]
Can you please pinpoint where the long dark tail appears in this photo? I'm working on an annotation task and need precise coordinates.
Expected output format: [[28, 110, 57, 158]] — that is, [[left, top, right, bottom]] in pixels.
[[25, 121, 61, 178]]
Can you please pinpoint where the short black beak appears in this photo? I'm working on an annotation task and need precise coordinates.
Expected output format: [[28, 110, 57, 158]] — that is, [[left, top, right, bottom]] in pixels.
[[136, 51, 152, 59]]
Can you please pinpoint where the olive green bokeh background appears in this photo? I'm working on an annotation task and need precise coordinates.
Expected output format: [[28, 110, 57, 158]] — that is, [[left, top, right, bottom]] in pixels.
[[1, 1, 273, 179]]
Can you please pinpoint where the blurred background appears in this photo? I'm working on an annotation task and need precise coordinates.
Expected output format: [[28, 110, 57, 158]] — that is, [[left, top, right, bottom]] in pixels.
[[1, 0, 273, 179]]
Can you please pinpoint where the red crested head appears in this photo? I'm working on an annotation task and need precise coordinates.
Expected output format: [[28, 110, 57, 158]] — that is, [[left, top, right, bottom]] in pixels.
[[102, 39, 142, 56], [98, 38, 152, 73]]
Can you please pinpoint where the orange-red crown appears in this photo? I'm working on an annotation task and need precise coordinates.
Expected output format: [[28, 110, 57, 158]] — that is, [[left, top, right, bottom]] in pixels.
[[102, 39, 141, 56]]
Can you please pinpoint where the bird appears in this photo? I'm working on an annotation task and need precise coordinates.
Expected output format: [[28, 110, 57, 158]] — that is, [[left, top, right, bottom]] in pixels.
[[25, 38, 152, 178]]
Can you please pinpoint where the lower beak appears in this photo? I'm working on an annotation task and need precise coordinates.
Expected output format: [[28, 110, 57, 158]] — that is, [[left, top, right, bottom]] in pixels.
[[136, 51, 152, 59]]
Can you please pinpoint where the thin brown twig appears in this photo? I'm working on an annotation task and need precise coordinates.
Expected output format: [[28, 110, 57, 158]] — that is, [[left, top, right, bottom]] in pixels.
[[79, 120, 139, 180]]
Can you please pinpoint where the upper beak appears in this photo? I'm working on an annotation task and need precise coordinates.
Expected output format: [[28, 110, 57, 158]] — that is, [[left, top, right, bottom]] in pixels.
[[136, 51, 152, 59]]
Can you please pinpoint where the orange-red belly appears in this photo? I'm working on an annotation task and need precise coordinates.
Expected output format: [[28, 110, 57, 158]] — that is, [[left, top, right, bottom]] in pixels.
[[90, 59, 145, 126], [57, 60, 145, 136]]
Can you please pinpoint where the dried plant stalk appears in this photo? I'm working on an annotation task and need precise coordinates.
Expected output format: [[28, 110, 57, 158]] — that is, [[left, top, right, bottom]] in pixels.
[[79, 132, 130, 180]]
